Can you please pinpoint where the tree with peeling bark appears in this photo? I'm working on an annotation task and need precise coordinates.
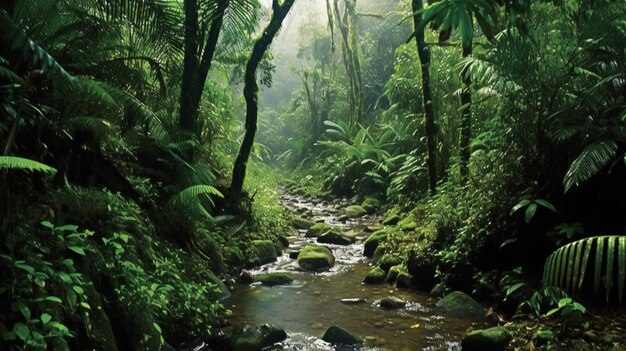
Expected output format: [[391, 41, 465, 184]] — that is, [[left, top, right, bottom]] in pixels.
[[230, 0, 296, 194]]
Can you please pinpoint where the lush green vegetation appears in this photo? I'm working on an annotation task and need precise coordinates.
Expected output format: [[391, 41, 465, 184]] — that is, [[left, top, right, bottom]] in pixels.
[[1, 0, 625, 350]]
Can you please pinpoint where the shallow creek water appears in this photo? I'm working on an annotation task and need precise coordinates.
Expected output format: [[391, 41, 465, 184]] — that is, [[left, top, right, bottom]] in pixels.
[[227, 192, 475, 350]]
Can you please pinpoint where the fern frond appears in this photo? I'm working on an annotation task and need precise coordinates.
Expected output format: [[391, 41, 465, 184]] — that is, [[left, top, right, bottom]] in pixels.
[[564, 140, 618, 192], [168, 185, 224, 220], [0, 156, 57, 175]]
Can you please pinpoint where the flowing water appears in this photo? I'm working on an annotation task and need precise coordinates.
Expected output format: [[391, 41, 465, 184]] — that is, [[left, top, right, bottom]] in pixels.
[[227, 192, 475, 350]]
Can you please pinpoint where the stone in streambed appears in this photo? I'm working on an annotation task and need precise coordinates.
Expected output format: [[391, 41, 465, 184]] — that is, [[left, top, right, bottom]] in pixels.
[[378, 255, 403, 272], [306, 223, 331, 237], [437, 291, 485, 320], [345, 205, 367, 218], [461, 326, 511, 351], [240, 269, 254, 283], [317, 230, 354, 245], [254, 272, 294, 286], [363, 266, 386, 284], [396, 271, 413, 288], [297, 245, 335, 272], [322, 326, 363, 346], [250, 240, 277, 265], [288, 250, 300, 259], [363, 229, 388, 257], [380, 297, 407, 309], [386, 265, 402, 283], [229, 324, 287, 351], [361, 197, 381, 214], [340, 298, 367, 305]]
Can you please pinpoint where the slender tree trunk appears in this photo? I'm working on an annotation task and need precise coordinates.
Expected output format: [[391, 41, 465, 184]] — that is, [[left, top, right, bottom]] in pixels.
[[180, 0, 200, 133], [192, 0, 228, 113], [412, 0, 437, 195], [230, 0, 296, 194], [459, 44, 473, 182]]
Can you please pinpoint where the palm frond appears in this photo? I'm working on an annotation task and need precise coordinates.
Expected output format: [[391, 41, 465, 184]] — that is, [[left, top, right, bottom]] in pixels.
[[564, 140, 618, 192], [0, 156, 57, 175]]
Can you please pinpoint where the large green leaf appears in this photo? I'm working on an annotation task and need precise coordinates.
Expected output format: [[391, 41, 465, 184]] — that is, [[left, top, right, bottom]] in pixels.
[[0, 156, 57, 175], [564, 140, 618, 192], [619, 237, 626, 307]]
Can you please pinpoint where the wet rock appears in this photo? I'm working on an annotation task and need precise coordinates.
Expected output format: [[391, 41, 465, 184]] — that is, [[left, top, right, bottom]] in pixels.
[[337, 214, 349, 222], [363, 266, 386, 284], [396, 272, 413, 288], [386, 265, 402, 283], [288, 250, 300, 259], [239, 269, 254, 284], [430, 283, 445, 297], [345, 205, 367, 218], [305, 223, 331, 237], [340, 298, 367, 305], [277, 235, 289, 248], [230, 324, 287, 351], [378, 255, 403, 272], [322, 326, 363, 346], [461, 326, 511, 351], [317, 230, 354, 245], [254, 272, 294, 286], [297, 245, 335, 271], [380, 297, 407, 309], [361, 198, 381, 214], [342, 230, 359, 239], [371, 246, 386, 266], [363, 229, 388, 257], [533, 329, 555, 346], [250, 240, 278, 265], [437, 291, 485, 320]]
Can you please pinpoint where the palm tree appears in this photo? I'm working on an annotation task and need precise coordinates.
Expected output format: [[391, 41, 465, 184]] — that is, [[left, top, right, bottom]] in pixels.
[[230, 0, 296, 194]]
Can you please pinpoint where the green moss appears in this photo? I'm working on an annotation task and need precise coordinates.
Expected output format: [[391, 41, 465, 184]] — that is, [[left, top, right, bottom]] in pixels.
[[297, 245, 335, 271], [398, 217, 417, 231], [345, 205, 367, 218], [251, 240, 278, 265], [363, 229, 388, 257], [361, 197, 381, 214], [461, 326, 512, 351], [293, 216, 315, 229], [436, 291, 484, 320], [306, 223, 331, 237], [363, 266, 386, 284], [386, 264, 402, 283], [255, 272, 294, 286], [378, 255, 403, 272]]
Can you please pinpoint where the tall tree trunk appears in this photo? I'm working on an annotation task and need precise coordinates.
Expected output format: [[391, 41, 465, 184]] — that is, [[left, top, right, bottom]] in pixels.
[[412, 0, 437, 195], [192, 0, 228, 114], [180, 0, 200, 134], [459, 44, 473, 182], [230, 0, 296, 194]]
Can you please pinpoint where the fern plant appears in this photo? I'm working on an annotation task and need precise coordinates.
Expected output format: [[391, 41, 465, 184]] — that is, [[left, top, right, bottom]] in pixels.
[[543, 236, 626, 307], [0, 156, 57, 175], [167, 185, 223, 220]]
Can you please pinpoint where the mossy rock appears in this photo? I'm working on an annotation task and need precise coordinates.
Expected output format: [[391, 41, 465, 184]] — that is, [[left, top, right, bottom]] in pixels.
[[322, 326, 363, 345], [345, 205, 367, 218], [251, 240, 278, 265], [230, 324, 287, 351], [461, 326, 511, 351], [277, 235, 289, 248], [371, 246, 386, 266], [293, 216, 315, 230], [363, 230, 388, 257], [436, 291, 484, 320], [380, 297, 407, 309], [382, 209, 401, 225], [317, 230, 354, 246], [254, 272, 294, 286], [225, 246, 246, 268], [398, 217, 417, 231], [378, 255, 403, 272], [396, 271, 413, 288], [361, 198, 381, 214], [297, 245, 335, 272], [363, 266, 386, 284], [532, 329, 555, 346], [386, 264, 403, 283], [305, 223, 331, 237]]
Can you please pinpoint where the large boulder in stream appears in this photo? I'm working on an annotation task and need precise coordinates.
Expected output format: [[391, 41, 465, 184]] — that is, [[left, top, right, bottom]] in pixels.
[[250, 240, 278, 266], [437, 291, 485, 320], [379, 297, 407, 309], [361, 198, 381, 214], [229, 324, 287, 351], [297, 245, 335, 271], [345, 205, 367, 218], [293, 216, 315, 230], [363, 230, 388, 257], [461, 326, 512, 351], [254, 272, 294, 286], [363, 266, 386, 284], [306, 223, 331, 237], [322, 326, 363, 346], [317, 230, 354, 245]]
